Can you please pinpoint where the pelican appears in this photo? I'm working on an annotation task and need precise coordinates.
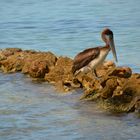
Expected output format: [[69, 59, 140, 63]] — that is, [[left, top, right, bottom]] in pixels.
[[72, 28, 118, 77]]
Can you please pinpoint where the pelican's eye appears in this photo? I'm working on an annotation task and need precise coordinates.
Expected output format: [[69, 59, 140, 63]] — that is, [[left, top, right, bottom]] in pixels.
[[105, 30, 113, 37]]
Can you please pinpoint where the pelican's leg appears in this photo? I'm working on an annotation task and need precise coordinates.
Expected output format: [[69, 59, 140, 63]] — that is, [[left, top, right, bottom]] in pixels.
[[74, 70, 81, 77], [93, 69, 101, 80], [94, 69, 98, 77]]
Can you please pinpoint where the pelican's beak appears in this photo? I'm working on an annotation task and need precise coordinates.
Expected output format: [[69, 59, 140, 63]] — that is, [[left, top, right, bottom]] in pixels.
[[107, 35, 118, 62]]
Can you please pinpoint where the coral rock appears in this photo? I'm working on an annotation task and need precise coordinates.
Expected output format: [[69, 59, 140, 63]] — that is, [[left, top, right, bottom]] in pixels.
[[108, 67, 132, 78], [22, 52, 57, 76], [29, 60, 49, 78], [0, 52, 25, 73]]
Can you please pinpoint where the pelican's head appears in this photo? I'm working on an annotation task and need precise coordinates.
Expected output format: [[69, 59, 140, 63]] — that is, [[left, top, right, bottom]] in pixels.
[[102, 28, 118, 62]]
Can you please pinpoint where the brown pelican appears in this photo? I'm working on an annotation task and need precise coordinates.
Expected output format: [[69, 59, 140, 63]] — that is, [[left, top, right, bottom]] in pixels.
[[72, 28, 118, 77]]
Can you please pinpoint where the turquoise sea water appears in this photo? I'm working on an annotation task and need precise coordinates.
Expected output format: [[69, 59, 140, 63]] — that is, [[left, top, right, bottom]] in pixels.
[[0, 0, 140, 140]]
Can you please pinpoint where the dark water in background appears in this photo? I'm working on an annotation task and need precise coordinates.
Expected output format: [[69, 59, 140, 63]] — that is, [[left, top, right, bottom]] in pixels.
[[0, 0, 140, 139], [0, 0, 140, 72]]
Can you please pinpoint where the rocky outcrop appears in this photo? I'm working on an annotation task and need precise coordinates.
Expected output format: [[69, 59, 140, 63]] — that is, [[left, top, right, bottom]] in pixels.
[[0, 50, 25, 73], [0, 49, 57, 78], [81, 67, 140, 113], [0, 48, 139, 114], [45, 57, 81, 91], [22, 52, 57, 78]]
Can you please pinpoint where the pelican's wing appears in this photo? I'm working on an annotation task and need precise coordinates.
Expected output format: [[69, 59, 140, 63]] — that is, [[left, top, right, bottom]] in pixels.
[[72, 47, 100, 74]]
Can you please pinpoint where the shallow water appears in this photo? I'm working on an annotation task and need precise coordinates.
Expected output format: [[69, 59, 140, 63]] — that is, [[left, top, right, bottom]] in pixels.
[[0, 0, 140, 140], [0, 73, 140, 140]]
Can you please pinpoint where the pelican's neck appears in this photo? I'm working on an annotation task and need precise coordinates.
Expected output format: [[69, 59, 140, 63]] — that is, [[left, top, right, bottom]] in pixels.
[[102, 32, 107, 43], [102, 45, 110, 53], [105, 44, 110, 49], [101, 33, 110, 50]]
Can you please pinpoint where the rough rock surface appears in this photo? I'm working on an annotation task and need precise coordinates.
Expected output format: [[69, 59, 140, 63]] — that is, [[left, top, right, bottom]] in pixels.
[[22, 52, 57, 78], [0, 50, 26, 73], [0, 49, 57, 78], [0, 48, 140, 114], [81, 67, 140, 113], [45, 56, 81, 91]]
